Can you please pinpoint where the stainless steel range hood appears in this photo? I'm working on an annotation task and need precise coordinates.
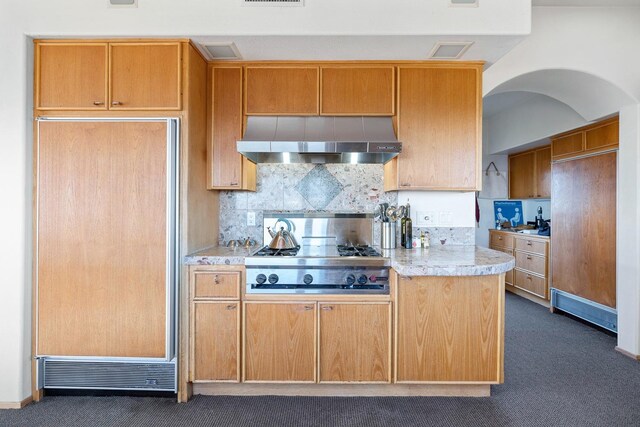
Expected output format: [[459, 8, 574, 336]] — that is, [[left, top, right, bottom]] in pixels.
[[237, 116, 401, 164]]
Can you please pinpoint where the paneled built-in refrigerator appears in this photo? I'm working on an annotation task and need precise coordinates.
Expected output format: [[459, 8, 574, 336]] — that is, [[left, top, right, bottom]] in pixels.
[[35, 118, 179, 391]]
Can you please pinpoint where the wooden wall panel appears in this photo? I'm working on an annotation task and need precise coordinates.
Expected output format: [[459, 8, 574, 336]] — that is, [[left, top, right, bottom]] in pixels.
[[320, 66, 395, 115], [245, 67, 319, 115]]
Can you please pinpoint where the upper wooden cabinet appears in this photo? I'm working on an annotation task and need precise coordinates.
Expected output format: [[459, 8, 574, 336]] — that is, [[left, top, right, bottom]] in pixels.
[[245, 67, 319, 115], [385, 65, 482, 191], [109, 43, 181, 110], [35, 41, 182, 111], [508, 146, 550, 199], [208, 66, 256, 190], [551, 116, 619, 160], [36, 43, 108, 110], [320, 66, 395, 116]]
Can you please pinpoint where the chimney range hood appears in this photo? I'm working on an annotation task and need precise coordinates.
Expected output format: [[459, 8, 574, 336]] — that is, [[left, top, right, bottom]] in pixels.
[[237, 116, 401, 164]]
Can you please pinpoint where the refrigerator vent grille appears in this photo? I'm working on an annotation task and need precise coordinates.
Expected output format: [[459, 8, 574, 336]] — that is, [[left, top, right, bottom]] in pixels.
[[43, 360, 176, 391]]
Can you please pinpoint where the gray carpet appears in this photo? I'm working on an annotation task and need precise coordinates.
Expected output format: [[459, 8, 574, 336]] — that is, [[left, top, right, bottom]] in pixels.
[[2, 293, 639, 427]]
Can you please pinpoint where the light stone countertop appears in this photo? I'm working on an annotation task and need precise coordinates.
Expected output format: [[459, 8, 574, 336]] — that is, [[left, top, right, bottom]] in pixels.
[[184, 245, 514, 277]]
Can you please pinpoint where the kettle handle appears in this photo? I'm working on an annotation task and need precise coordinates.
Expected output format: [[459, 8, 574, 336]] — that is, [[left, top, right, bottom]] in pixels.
[[274, 218, 295, 232]]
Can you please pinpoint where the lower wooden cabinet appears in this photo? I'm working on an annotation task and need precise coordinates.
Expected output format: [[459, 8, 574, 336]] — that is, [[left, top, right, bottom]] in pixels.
[[243, 302, 317, 382], [395, 275, 504, 383], [192, 302, 240, 382], [319, 302, 391, 383]]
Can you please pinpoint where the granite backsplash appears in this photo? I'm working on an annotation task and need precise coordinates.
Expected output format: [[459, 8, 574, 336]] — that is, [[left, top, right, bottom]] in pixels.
[[218, 164, 474, 247]]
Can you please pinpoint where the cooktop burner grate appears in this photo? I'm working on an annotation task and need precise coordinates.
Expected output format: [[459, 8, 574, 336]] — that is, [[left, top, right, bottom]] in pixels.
[[253, 246, 300, 257], [337, 245, 381, 257]]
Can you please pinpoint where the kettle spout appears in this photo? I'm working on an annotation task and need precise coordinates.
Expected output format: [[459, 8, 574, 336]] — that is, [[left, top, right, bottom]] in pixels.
[[267, 226, 276, 238]]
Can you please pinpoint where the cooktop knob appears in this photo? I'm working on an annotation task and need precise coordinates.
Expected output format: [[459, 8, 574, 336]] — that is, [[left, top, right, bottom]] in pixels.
[[268, 274, 279, 284], [303, 274, 313, 285], [357, 274, 368, 285], [345, 274, 356, 286], [256, 274, 267, 285]]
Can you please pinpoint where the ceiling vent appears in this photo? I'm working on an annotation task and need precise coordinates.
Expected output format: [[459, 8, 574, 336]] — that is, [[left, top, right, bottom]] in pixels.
[[203, 43, 242, 60], [108, 0, 137, 7], [428, 42, 473, 59], [449, 0, 479, 6], [242, 0, 304, 6]]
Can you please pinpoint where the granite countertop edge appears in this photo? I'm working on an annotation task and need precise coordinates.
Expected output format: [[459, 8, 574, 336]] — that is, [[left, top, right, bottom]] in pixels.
[[184, 245, 515, 277]]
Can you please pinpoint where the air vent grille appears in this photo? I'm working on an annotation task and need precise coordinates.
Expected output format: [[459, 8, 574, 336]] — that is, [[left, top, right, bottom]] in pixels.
[[203, 43, 242, 60], [43, 359, 176, 391], [450, 0, 479, 6], [243, 0, 304, 6], [108, 0, 137, 7], [428, 42, 473, 59]]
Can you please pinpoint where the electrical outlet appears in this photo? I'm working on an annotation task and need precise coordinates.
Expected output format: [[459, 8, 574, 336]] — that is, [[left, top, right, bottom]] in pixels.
[[417, 211, 435, 227], [247, 211, 256, 226]]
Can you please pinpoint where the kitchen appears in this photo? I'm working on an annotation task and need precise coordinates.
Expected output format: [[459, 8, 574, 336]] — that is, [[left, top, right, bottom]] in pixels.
[[1, 1, 640, 426]]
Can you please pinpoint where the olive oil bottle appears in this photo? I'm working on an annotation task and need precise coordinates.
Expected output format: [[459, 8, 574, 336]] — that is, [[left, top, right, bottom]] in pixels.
[[403, 199, 412, 249]]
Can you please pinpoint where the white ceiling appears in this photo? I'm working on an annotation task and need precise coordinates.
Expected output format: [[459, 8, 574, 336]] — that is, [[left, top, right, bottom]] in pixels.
[[533, 0, 640, 6], [483, 91, 538, 117], [191, 35, 525, 66]]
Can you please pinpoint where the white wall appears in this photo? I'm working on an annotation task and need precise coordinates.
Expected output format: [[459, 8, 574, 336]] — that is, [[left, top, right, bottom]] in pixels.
[[0, 0, 532, 404], [399, 191, 476, 229], [485, 93, 587, 154]]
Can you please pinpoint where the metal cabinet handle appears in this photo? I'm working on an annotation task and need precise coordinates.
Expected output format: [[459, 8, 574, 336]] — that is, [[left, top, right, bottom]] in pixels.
[[226, 304, 237, 310], [400, 183, 410, 187], [303, 305, 314, 311], [526, 256, 532, 260], [230, 182, 239, 186], [498, 236, 502, 240], [214, 275, 220, 284], [526, 275, 532, 280], [111, 101, 122, 106], [527, 241, 532, 246], [93, 101, 104, 106], [321, 306, 334, 311]]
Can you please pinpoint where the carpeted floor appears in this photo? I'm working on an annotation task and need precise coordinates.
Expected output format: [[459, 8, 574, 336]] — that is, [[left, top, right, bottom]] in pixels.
[[2, 293, 639, 427]]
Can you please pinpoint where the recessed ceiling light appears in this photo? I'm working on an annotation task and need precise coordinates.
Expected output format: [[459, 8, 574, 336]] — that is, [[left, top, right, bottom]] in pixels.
[[242, 0, 304, 6], [450, 0, 479, 6], [108, 0, 137, 7], [203, 43, 242, 60], [428, 42, 474, 59]]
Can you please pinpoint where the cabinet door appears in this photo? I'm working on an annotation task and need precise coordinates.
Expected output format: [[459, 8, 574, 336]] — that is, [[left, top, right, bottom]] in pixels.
[[396, 67, 481, 190], [534, 146, 551, 198], [509, 151, 536, 199], [396, 275, 503, 383], [192, 302, 240, 382], [318, 303, 391, 383], [492, 247, 514, 285], [209, 67, 249, 189], [552, 131, 584, 159], [585, 119, 618, 151], [36, 43, 108, 110], [109, 43, 181, 110], [320, 66, 394, 115], [245, 67, 319, 115], [244, 302, 316, 382]]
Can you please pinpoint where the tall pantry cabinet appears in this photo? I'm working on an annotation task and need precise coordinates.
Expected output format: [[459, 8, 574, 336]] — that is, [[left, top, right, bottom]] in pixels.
[[32, 40, 217, 402]]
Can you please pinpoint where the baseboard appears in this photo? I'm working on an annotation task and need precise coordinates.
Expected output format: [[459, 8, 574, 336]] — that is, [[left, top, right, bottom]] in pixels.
[[0, 396, 33, 410], [193, 383, 491, 397], [615, 346, 640, 361], [506, 284, 550, 308]]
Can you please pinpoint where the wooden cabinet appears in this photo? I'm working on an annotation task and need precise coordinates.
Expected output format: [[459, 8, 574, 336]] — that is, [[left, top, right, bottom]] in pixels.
[[192, 302, 240, 382], [208, 66, 256, 190], [35, 41, 181, 111], [243, 302, 317, 382], [395, 275, 504, 383], [36, 43, 108, 110], [508, 145, 551, 199], [109, 43, 181, 110], [385, 65, 482, 191], [245, 67, 319, 115], [489, 230, 550, 302], [318, 302, 391, 383], [320, 66, 395, 115], [189, 266, 242, 383], [551, 116, 618, 160]]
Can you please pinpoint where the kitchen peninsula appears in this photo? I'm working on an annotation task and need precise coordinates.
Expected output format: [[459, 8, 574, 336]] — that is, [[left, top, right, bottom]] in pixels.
[[184, 243, 513, 398]]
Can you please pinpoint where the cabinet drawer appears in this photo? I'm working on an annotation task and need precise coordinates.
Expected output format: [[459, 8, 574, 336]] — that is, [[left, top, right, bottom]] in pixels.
[[193, 272, 240, 299], [490, 232, 513, 250], [514, 237, 547, 256], [515, 251, 546, 276], [514, 270, 547, 299]]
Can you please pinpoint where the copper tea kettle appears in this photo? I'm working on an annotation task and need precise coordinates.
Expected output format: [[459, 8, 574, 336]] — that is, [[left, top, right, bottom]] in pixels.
[[267, 218, 299, 249]]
